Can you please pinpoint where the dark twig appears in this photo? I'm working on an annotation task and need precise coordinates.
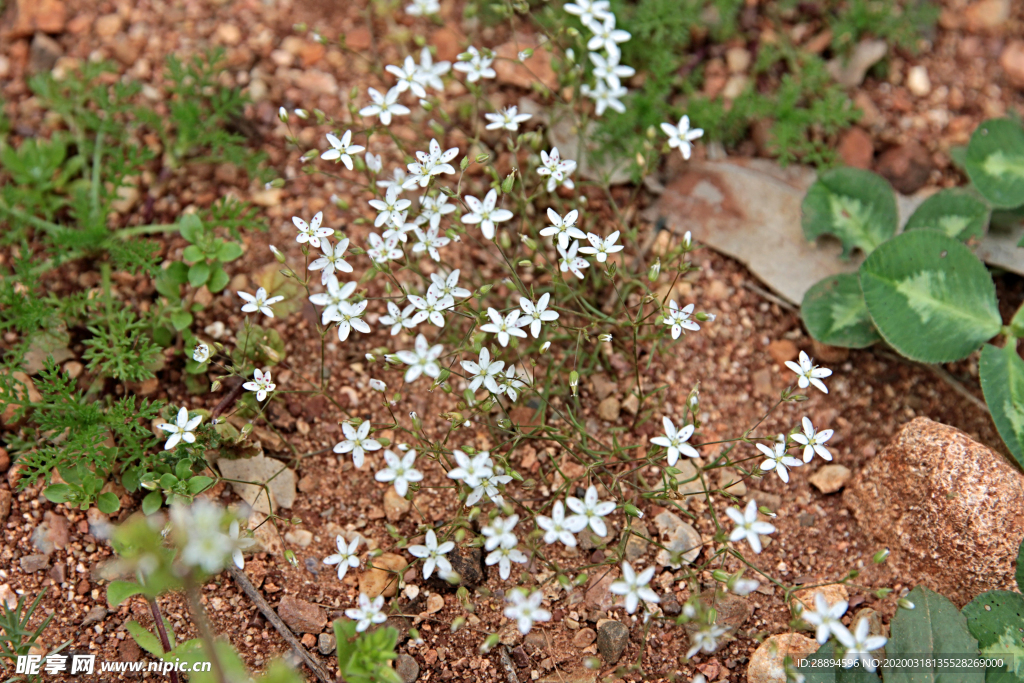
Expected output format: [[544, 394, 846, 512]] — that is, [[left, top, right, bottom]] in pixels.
[[227, 566, 333, 683], [147, 597, 181, 683], [211, 380, 245, 420]]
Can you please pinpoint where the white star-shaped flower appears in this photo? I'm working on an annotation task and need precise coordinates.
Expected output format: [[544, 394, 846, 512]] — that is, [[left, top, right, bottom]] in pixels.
[[359, 86, 411, 126], [566, 485, 616, 537], [448, 449, 494, 489], [835, 617, 888, 672], [309, 276, 357, 324], [380, 301, 425, 335], [461, 347, 505, 394], [757, 436, 803, 484], [309, 237, 353, 285], [408, 529, 455, 580], [504, 589, 551, 635], [238, 287, 284, 317], [664, 300, 700, 339], [395, 334, 444, 383], [157, 407, 202, 450], [378, 167, 419, 192], [481, 514, 520, 551], [791, 416, 834, 462], [537, 147, 577, 192], [242, 368, 276, 402], [589, 48, 635, 89], [365, 152, 382, 174], [412, 226, 450, 262], [416, 194, 456, 229], [484, 106, 532, 132], [323, 535, 361, 580], [609, 560, 660, 614], [366, 232, 404, 264], [292, 211, 334, 248], [558, 240, 590, 279], [486, 545, 527, 580], [584, 14, 631, 52], [369, 186, 413, 228], [415, 47, 450, 92], [333, 421, 381, 469], [407, 139, 460, 187], [537, 500, 587, 547], [518, 293, 559, 338], [375, 449, 423, 497], [345, 593, 387, 632], [660, 115, 704, 161], [321, 130, 365, 169], [539, 208, 586, 249], [407, 290, 455, 328], [192, 343, 210, 363], [563, 0, 611, 25], [784, 351, 832, 394], [581, 80, 628, 115], [428, 270, 470, 300], [405, 0, 440, 16], [467, 465, 512, 507], [332, 300, 371, 342], [578, 230, 624, 263], [725, 499, 776, 554], [498, 364, 527, 402], [686, 623, 728, 659], [480, 308, 528, 347], [800, 591, 850, 645], [461, 189, 514, 240], [386, 55, 427, 99], [229, 520, 255, 569], [453, 46, 496, 82], [650, 416, 699, 466]]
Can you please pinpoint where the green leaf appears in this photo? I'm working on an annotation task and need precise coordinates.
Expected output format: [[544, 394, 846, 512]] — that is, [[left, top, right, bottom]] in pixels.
[[107, 580, 145, 608], [188, 262, 211, 288], [142, 490, 163, 515], [125, 620, 165, 657], [182, 245, 204, 263], [802, 167, 898, 257], [963, 590, 1024, 682], [979, 343, 1024, 468], [859, 230, 1002, 363], [179, 213, 204, 244], [96, 492, 120, 514], [334, 619, 358, 672], [883, 585, 983, 683], [43, 484, 73, 503], [798, 641, 882, 682], [170, 310, 193, 332], [904, 188, 991, 242], [207, 266, 230, 293], [1017, 538, 1024, 593], [187, 476, 213, 495], [1011, 303, 1024, 339], [216, 241, 243, 262], [965, 118, 1024, 209], [801, 273, 881, 348]]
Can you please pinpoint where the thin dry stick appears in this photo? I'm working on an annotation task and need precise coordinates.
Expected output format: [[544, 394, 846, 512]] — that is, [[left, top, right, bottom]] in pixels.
[[227, 566, 333, 683], [147, 597, 181, 683]]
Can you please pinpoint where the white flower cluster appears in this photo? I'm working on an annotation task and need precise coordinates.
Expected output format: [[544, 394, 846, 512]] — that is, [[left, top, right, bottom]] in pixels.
[[169, 500, 253, 574], [565, 0, 634, 115]]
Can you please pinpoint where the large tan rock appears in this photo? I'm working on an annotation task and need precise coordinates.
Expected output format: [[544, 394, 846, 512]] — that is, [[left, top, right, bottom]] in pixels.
[[844, 417, 1024, 607], [747, 633, 819, 683]]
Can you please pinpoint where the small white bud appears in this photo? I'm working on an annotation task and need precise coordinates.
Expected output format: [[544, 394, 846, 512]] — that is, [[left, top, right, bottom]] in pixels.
[[369, 379, 386, 392], [278, 106, 288, 122], [294, 108, 309, 119]]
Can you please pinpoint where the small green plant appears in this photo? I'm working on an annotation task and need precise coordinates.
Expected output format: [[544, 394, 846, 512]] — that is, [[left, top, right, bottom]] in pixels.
[[799, 117, 1024, 468], [333, 619, 403, 683], [0, 590, 57, 668]]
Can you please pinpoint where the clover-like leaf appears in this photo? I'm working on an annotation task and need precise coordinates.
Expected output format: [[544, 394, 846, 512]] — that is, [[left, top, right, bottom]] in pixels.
[[801, 273, 880, 349], [904, 188, 990, 242], [965, 118, 1024, 209], [802, 167, 898, 258]]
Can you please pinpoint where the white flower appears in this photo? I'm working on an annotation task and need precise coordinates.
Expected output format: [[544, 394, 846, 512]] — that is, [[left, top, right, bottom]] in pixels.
[[784, 351, 832, 394], [564, 0, 611, 24], [757, 436, 803, 484], [323, 535, 361, 580], [660, 115, 704, 161], [486, 545, 527, 580], [539, 208, 586, 249], [461, 189, 514, 240], [366, 232, 404, 264], [174, 500, 231, 574], [504, 589, 551, 635], [482, 515, 520, 551], [378, 167, 419, 193], [584, 14, 631, 52], [157, 407, 203, 450], [345, 593, 387, 633], [228, 520, 254, 569], [408, 529, 455, 580], [791, 417, 834, 462], [428, 270, 470, 300], [589, 48, 635, 89], [581, 80, 628, 115], [321, 130, 365, 169], [578, 230, 624, 263], [416, 193, 457, 229], [609, 561, 660, 614], [375, 449, 423, 497], [686, 623, 728, 658], [359, 86, 411, 126], [517, 292, 559, 338], [453, 46, 496, 82], [725, 500, 776, 554], [566, 485, 616, 537], [411, 226, 451, 262], [407, 139, 460, 187], [365, 152, 382, 174], [415, 47, 450, 92], [731, 577, 760, 596], [499, 364, 527, 402], [447, 449, 494, 488], [380, 301, 425, 335], [408, 290, 455, 328], [292, 211, 334, 248], [801, 591, 850, 645], [395, 334, 444, 383], [480, 308, 528, 347], [467, 465, 512, 507], [192, 343, 210, 363], [369, 186, 413, 228], [405, 0, 440, 16], [484, 106, 532, 132], [835, 617, 887, 671], [309, 277, 357, 324], [536, 147, 577, 192], [332, 300, 371, 342], [536, 500, 587, 547], [558, 240, 590, 279], [382, 213, 415, 243], [333, 421, 382, 469], [462, 347, 505, 394], [238, 287, 284, 317], [242, 368, 276, 402], [663, 301, 700, 339], [650, 416, 699, 466], [386, 55, 427, 98], [309, 238, 353, 285], [369, 379, 386, 392]]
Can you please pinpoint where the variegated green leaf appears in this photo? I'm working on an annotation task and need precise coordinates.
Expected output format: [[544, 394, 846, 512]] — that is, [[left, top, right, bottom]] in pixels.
[[904, 188, 990, 242], [965, 118, 1024, 209], [979, 343, 1024, 468], [802, 273, 880, 348], [802, 167, 898, 258]]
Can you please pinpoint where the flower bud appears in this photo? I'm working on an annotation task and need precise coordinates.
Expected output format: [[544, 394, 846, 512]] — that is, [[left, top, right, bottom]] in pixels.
[[501, 172, 516, 193], [294, 109, 309, 119], [873, 548, 890, 564], [712, 569, 730, 583], [278, 106, 288, 122], [369, 379, 386, 392], [599, 333, 612, 342], [540, 341, 551, 352], [623, 503, 643, 518], [648, 259, 661, 281], [683, 230, 692, 248], [269, 245, 286, 263], [897, 598, 915, 610]]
